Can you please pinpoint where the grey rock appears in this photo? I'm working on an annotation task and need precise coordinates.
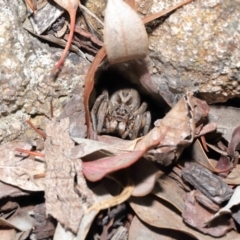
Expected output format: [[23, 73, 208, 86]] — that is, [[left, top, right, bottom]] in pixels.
[[0, 0, 89, 143], [147, 0, 240, 104]]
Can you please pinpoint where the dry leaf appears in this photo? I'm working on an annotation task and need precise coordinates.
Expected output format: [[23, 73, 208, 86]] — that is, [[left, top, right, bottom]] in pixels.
[[130, 158, 163, 197], [134, 93, 210, 165], [0, 229, 16, 240], [44, 118, 94, 234], [0, 141, 45, 191], [191, 140, 217, 171], [182, 191, 235, 237], [53, 0, 79, 69], [74, 25, 103, 47], [222, 165, 240, 185], [152, 175, 186, 213], [0, 181, 29, 199], [0, 210, 35, 232], [192, 140, 232, 173], [129, 195, 234, 240], [82, 150, 145, 182], [71, 137, 129, 158], [129, 216, 195, 240], [84, 47, 107, 137], [104, 0, 148, 64], [206, 186, 240, 225]]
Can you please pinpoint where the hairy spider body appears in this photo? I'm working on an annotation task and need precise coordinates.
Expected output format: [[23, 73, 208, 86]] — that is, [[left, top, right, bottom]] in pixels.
[[91, 88, 151, 140]]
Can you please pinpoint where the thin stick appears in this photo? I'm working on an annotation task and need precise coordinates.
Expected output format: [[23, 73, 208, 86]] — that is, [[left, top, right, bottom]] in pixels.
[[143, 0, 194, 24], [15, 148, 45, 158], [26, 120, 46, 140], [34, 173, 46, 179]]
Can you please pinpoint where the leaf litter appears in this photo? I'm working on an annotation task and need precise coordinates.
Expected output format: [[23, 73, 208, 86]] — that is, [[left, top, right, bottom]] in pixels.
[[2, 0, 240, 239]]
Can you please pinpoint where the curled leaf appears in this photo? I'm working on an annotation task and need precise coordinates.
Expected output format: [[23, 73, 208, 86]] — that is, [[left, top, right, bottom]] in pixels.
[[104, 0, 148, 64], [82, 150, 145, 182], [130, 158, 163, 197], [129, 195, 232, 240]]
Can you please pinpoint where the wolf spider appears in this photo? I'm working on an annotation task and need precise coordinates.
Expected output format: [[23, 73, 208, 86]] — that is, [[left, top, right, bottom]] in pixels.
[[91, 88, 151, 140]]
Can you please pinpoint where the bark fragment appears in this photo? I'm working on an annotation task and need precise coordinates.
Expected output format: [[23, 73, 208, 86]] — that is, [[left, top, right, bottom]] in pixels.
[[182, 162, 233, 204]]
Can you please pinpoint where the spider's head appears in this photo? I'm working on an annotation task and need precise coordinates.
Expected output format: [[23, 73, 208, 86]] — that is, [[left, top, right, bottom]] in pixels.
[[110, 104, 131, 122]]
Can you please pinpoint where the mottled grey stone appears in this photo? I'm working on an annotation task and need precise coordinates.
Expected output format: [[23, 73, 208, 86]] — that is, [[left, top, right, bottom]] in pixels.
[[147, 0, 240, 103], [0, 0, 89, 143]]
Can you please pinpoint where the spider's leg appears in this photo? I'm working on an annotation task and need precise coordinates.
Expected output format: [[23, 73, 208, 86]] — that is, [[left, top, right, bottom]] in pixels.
[[130, 115, 143, 140], [90, 90, 108, 133], [122, 129, 130, 139], [96, 99, 108, 133], [133, 102, 148, 115], [142, 111, 151, 136]]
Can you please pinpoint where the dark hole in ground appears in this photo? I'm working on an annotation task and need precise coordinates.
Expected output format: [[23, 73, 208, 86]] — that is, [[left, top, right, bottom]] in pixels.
[[90, 67, 169, 139]]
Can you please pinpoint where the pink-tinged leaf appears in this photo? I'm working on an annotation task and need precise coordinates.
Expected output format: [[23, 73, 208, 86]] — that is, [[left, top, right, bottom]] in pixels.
[[82, 150, 145, 182], [129, 194, 237, 240]]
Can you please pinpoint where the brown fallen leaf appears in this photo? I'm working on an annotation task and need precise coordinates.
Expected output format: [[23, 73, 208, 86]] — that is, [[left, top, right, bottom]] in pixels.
[[44, 118, 94, 234], [182, 191, 235, 237], [192, 140, 232, 173], [74, 25, 103, 47], [0, 210, 35, 232], [129, 194, 235, 240], [0, 181, 29, 200], [134, 93, 210, 165], [84, 47, 107, 138], [130, 158, 164, 197], [152, 175, 186, 213], [222, 164, 240, 185], [53, 0, 79, 69], [53, 182, 120, 240], [71, 137, 130, 158], [0, 229, 16, 240], [0, 141, 45, 191], [129, 216, 195, 240]]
